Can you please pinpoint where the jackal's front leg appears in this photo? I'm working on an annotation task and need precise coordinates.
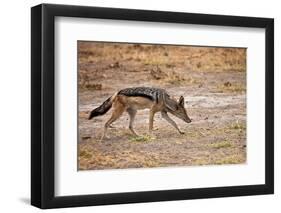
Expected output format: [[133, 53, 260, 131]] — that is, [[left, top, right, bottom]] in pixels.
[[149, 110, 155, 134], [161, 111, 184, 134]]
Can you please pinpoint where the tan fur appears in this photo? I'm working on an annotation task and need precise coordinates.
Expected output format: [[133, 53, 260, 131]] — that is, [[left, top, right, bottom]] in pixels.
[[117, 96, 155, 110]]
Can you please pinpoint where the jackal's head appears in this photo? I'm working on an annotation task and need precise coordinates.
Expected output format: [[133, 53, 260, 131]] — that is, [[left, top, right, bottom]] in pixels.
[[165, 96, 192, 123]]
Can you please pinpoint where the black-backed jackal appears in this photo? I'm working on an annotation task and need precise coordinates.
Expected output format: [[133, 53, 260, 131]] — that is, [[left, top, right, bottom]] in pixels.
[[88, 87, 192, 140]]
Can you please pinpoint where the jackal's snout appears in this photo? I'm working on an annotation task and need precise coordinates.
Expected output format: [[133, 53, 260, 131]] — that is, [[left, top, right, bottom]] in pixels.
[[88, 111, 94, 120]]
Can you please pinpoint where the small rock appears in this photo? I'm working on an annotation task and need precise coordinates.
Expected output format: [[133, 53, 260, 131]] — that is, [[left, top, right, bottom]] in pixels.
[[82, 136, 91, 140], [109, 62, 120, 68], [224, 81, 232, 87]]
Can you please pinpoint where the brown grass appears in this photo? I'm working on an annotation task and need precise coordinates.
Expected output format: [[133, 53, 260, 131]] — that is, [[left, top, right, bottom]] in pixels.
[[216, 82, 246, 93], [78, 43, 246, 73], [78, 42, 246, 88]]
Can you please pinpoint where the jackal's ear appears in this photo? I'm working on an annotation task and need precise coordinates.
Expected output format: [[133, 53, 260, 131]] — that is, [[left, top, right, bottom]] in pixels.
[[178, 96, 185, 107]]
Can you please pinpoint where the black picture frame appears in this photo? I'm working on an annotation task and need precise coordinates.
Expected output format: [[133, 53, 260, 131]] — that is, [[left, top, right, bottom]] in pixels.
[[31, 3, 274, 209]]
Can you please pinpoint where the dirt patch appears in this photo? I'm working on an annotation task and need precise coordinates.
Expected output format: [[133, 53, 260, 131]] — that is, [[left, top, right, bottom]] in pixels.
[[78, 42, 246, 170]]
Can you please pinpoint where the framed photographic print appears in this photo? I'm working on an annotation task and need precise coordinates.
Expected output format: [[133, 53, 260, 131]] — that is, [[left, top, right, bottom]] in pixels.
[[31, 3, 274, 209]]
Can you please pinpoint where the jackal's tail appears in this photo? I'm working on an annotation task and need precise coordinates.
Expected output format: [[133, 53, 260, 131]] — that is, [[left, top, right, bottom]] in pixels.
[[88, 92, 117, 120]]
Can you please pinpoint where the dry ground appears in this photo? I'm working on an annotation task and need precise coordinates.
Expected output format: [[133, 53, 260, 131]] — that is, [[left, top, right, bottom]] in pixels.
[[78, 42, 246, 170]]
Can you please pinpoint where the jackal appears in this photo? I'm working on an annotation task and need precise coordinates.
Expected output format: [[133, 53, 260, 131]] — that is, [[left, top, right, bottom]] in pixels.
[[88, 87, 192, 140]]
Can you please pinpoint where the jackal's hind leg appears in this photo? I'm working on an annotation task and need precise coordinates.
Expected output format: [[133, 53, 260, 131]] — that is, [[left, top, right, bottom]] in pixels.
[[161, 111, 184, 134], [100, 103, 125, 141], [127, 108, 138, 136]]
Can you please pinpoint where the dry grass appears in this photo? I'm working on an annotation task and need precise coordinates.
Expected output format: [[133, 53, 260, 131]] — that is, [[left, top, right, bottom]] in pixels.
[[79, 142, 162, 170], [207, 140, 232, 149], [216, 82, 246, 93], [149, 66, 202, 85], [193, 154, 245, 166], [129, 134, 155, 143], [230, 120, 246, 131], [214, 154, 245, 165], [78, 42, 246, 88], [78, 43, 246, 74]]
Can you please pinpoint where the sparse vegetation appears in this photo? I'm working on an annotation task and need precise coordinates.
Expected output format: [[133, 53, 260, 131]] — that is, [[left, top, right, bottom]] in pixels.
[[214, 155, 245, 165], [78, 42, 246, 170], [216, 82, 246, 93], [230, 120, 246, 131], [129, 134, 155, 143], [207, 141, 232, 149], [150, 66, 202, 85]]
